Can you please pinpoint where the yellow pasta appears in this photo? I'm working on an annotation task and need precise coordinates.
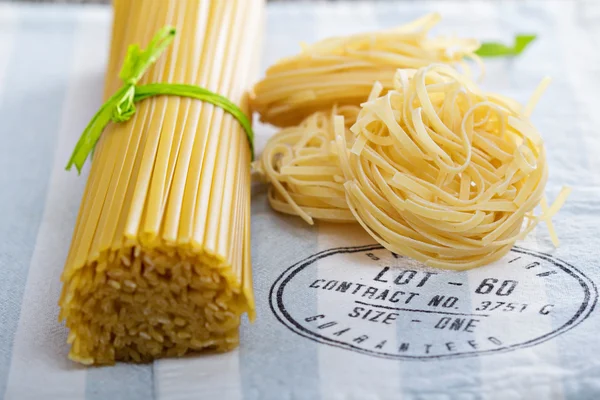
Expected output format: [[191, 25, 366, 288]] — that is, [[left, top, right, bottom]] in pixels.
[[59, 0, 263, 365], [250, 13, 481, 127], [254, 105, 359, 224], [256, 64, 569, 270]]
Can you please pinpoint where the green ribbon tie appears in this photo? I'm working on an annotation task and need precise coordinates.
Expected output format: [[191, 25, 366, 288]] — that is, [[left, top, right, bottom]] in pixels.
[[66, 26, 254, 174], [475, 34, 537, 58]]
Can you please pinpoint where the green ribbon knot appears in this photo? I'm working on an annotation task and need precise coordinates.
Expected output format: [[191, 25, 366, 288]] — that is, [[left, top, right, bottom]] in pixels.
[[66, 26, 254, 174]]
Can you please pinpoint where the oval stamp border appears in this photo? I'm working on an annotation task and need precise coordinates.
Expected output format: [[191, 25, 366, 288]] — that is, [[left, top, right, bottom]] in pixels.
[[269, 245, 598, 360]]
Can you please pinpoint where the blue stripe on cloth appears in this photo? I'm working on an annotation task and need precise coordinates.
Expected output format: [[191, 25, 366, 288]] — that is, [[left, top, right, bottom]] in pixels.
[[239, 6, 321, 400], [239, 188, 320, 400], [521, 4, 599, 399], [553, 188, 600, 400], [86, 364, 154, 400], [0, 7, 77, 396]]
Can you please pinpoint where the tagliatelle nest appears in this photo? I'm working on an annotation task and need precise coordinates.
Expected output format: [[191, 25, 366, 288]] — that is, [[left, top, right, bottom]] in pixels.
[[250, 13, 481, 127], [257, 64, 569, 270]]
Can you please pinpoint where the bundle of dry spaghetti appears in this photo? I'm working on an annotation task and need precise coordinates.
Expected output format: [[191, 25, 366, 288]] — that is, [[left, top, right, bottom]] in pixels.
[[256, 64, 570, 270], [59, 0, 263, 365], [250, 13, 481, 127]]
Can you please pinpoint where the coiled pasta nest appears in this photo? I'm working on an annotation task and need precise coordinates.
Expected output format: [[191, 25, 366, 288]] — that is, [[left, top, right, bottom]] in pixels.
[[256, 64, 569, 269], [250, 13, 481, 127]]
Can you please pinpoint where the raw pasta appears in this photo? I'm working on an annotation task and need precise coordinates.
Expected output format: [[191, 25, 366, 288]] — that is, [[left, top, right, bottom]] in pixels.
[[256, 64, 569, 269], [60, 0, 263, 365], [250, 13, 481, 127]]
